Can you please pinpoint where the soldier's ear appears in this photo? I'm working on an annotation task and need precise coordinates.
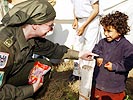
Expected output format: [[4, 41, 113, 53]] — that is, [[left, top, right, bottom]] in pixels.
[[32, 25, 38, 30]]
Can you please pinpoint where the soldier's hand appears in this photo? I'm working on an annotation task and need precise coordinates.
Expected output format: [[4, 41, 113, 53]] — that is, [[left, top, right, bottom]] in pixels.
[[79, 51, 99, 61], [32, 75, 43, 93]]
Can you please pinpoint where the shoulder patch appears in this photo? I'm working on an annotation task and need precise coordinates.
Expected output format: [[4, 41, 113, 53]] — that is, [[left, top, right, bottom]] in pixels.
[[3, 36, 14, 48], [0, 52, 9, 68], [0, 71, 4, 86]]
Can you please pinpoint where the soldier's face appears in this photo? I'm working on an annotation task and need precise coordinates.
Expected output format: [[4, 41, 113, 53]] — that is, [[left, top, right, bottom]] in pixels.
[[35, 20, 54, 38]]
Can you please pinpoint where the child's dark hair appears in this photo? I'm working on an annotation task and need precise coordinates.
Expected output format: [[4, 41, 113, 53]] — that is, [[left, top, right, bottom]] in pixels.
[[100, 11, 130, 35]]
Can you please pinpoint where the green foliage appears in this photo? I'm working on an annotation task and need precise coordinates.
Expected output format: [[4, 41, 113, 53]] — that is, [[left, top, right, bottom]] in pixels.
[[124, 95, 132, 100]]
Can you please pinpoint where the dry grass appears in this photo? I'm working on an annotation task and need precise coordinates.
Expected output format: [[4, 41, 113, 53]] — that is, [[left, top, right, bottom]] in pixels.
[[43, 60, 79, 100], [41, 60, 133, 100]]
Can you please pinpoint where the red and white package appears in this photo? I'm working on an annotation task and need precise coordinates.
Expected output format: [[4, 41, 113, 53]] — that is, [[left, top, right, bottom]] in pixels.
[[28, 61, 51, 84]]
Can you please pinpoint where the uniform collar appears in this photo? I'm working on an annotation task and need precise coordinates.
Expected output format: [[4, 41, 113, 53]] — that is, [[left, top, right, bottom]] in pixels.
[[16, 27, 35, 51]]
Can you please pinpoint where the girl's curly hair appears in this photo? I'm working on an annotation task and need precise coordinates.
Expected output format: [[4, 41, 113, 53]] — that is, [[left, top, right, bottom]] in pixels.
[[100, 11, 130, 35]]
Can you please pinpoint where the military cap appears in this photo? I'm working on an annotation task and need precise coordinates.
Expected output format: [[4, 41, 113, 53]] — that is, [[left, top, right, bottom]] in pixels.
[[1, 0, 56, 26]]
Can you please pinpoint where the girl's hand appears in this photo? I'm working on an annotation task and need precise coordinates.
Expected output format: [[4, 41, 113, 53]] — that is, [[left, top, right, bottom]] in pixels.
[[104, 62, 112, 71], [96, 58, 103, 67]]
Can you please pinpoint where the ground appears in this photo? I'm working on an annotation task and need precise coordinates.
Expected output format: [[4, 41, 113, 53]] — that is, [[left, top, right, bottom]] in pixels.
[[42, 60, 133, 100], [126, 69, 133, 99]]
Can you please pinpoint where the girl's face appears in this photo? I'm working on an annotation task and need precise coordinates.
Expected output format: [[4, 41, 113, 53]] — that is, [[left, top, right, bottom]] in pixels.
[[103, 26, 121, 42], [34, 20, 54, 38]]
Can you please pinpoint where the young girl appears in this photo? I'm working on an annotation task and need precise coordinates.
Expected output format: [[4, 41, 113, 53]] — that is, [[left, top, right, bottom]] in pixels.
[[92, 11, 133, 100]]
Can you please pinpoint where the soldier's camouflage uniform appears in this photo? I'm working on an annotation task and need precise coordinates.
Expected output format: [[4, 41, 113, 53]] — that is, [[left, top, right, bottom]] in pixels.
[[0, 0, 79, 99]]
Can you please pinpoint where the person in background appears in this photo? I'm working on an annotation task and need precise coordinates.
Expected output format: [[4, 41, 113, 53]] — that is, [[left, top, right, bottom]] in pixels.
[[91, 11, 133, 100], [0, 0, 98, 100], [69, 0, 101, 99]]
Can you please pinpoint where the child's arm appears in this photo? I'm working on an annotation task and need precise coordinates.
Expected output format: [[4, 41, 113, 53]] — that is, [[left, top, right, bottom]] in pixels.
[[92, 39, 103, 58], [105, 54, 133, 72], [114, 54, 133, 72]]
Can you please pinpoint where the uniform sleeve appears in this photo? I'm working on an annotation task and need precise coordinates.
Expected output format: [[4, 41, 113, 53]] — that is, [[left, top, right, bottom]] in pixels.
[[112, 54, 133, 72], [62, 49, 79, 59], [0, 84, 34, 100], [33, 38, 69, 59], [0, 42, 34, 100]]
